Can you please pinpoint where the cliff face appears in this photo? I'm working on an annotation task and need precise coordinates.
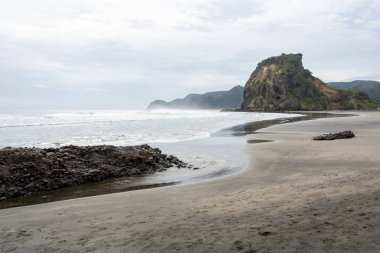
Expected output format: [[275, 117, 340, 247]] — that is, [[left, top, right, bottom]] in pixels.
[[241, 54, 376, 111], [148, 85, 244, 110]]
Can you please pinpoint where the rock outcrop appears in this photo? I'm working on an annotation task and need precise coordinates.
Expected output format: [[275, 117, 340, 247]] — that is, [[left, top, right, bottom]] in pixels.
[[148, 85, 244, 110], [313, 130, 355, 140], [241, 54, 377, 111], [0, 145, 189, 199]]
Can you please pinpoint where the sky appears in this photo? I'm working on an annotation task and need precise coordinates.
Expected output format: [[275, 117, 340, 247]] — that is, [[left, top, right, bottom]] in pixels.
[[0, 0, 379, 109]]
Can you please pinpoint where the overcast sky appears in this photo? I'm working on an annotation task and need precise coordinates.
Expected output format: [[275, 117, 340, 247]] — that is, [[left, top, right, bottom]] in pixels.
[[1, 0, 379, 109]]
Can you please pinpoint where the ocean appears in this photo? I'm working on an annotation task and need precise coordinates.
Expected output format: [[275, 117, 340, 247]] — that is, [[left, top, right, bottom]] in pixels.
[[0, 109, 298, 148], [0, 109, 301, 207]]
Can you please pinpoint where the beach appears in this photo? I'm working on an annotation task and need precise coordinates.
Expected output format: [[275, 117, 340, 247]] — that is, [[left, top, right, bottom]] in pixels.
[[1, 111, 380, 252]]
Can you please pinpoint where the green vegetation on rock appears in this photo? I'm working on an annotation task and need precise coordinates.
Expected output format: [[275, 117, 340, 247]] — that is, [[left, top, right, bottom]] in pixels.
[[241, 54, 377, 111], [328, 80, 380, 106]]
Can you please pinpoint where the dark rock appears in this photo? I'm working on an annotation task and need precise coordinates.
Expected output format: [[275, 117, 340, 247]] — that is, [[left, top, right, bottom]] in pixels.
[[24, 182, 35, 190], [0, 144, 191, 200], [313, 130, 355, 140]]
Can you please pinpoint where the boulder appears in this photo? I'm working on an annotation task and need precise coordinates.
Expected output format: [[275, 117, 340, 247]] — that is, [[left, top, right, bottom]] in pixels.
[[313, 131, 355, 140]]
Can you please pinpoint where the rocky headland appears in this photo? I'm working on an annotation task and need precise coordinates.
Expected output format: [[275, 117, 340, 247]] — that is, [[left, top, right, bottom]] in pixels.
[[0, 144, 189, 200], [241, 53, 377, 111]]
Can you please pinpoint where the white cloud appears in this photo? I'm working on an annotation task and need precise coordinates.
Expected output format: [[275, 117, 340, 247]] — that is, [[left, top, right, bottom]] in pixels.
[[35, 84, 49, 89], [85, 87, 105, 92], [0, 0, 379, 108]]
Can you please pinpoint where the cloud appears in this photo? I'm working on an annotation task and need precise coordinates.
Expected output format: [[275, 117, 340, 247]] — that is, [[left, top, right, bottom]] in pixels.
[[35, 84, 49, 89], [0, 0, 379, 108], [85, 87, 106, 92]]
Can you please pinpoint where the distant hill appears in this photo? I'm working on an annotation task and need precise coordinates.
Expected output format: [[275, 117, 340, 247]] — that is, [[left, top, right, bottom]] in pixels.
[[241, 53, 377, 111], [147, 85, 244, 110], [328, 80, 380, 106]]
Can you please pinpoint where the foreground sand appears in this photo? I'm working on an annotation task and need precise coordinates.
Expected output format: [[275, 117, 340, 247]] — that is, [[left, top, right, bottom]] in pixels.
[[1, 111, 380, 252]]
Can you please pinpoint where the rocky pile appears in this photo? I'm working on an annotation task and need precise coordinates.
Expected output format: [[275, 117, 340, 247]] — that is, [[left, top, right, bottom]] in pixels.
[[313, 131, 355, 140], [0, 144, 189, 200]]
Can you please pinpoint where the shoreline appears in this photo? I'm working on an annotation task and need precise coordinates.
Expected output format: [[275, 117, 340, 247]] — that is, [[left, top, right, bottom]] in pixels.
[[0, 113, 300, 209], [1, 111, 379, 252], [0, 111, 325, 209], [0, 112, 352, 209]]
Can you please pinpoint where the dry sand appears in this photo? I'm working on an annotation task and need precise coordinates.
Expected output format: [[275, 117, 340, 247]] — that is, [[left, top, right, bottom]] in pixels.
[[1, 111, 380, 253]]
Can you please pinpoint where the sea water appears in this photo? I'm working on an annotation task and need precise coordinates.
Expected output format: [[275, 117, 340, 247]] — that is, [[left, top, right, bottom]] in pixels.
[[0, 109, 297, 148], [0, 109, 301, 207]]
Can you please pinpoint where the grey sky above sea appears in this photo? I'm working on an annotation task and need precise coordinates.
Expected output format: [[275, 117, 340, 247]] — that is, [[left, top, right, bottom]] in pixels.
[[1, 0, 379, 109]]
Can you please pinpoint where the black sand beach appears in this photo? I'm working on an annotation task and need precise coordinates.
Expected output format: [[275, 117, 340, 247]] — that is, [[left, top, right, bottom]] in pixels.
[[1, 111, 380, 252]]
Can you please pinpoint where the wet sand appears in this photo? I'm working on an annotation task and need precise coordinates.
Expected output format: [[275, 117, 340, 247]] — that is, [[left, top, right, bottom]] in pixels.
[[1, 111, 380, 252]]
